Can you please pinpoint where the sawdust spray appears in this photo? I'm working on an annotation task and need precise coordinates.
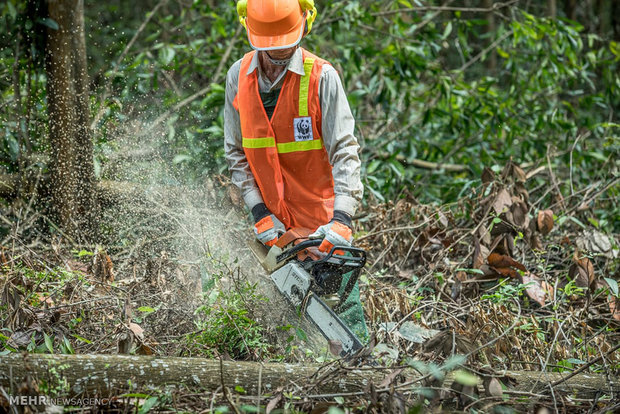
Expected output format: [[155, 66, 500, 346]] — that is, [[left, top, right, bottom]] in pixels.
[[97, 117, 326, 354]]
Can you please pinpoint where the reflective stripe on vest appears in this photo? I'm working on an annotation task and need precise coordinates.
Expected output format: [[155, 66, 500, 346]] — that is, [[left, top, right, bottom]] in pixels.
[[242, 137, 324, 153], [299, 58, 315, 117], [242, 137, 275, 149]]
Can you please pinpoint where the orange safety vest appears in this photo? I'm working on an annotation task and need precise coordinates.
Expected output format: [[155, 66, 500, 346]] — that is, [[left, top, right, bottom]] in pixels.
[[234, 49, 335, 230]]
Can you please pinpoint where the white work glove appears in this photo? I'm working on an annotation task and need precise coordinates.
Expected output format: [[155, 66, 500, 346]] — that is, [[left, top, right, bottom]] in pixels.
[[254, 214, 285, 247], [309, 220, 353, 253]]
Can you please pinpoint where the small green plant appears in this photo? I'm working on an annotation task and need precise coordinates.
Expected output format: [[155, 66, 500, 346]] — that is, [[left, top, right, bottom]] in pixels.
[[561, 279, 587, 298], [481, 279, 529, 304], [185, 280, 270, 360]]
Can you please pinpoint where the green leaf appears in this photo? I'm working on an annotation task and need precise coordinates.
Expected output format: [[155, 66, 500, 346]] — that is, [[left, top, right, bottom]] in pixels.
[[568, 216, 586, 229], [366, 160, 381, 174], [71, 334, 92, 344], [455, 268, 484, 275], [454, 369, 480, 386], [442, 354, 467, 371], [334, 396, 345, 404], [604, 278, 619, 297], [295, 327, 307, 341], [496, 47, 509, 58], [159, 46, 176, 66], [234, 385, 246, 394], [138, 306, 155, 313], [442, 22, 452, 40], [5, 131, 19, 162], [138, 396, 159, 414], [609, 41, 620, 58], [173, 154, 192, 164], [44, 333, 54, 354], [37, 18, 59, 30], [119, 393, 151, 399], [7, 2, 17, 20], [62, 336, 74, 355]]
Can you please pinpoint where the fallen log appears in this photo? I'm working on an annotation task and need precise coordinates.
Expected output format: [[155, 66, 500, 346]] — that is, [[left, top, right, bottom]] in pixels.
[[0, 353, 383, 396], [0, 353, 617, 399]]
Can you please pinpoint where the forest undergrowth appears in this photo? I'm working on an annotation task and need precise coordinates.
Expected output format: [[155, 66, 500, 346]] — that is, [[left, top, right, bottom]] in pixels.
[[0, 159, 618, 413]]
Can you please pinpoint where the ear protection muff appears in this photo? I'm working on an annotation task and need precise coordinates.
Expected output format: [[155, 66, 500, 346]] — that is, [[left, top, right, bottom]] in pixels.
[[299, 0, 317, 35], [237, 0, 248, 29], [236, 0, 318, 35]]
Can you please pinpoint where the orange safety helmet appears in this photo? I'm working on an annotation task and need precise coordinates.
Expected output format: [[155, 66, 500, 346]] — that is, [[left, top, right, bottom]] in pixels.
[[237, 0, 318, 50]]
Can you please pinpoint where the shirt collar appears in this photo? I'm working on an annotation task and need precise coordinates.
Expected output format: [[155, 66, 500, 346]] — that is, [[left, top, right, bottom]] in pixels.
[[246, 48, 306, 77]]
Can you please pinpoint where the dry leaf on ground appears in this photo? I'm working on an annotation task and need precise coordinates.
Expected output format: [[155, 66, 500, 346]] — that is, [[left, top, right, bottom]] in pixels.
[[488, 253, 526, 271], [128, 322, 145, 341], [575, 229, 618, 259], [568, 251, 595, 289], [537, 210, 554, 235], [492, 189, 513, 215], [607, 296, 620, 322], [521, 273, 552, 306]]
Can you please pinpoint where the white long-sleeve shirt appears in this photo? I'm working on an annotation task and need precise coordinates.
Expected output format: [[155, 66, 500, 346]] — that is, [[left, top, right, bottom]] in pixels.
[[224, 47, 362, 217]]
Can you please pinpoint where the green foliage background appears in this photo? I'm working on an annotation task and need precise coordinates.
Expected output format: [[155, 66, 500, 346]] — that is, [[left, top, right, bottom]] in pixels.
[[0, 0, 618, 227]]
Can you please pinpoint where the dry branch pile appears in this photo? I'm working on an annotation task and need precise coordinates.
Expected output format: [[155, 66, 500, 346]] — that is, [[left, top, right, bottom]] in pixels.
[[358, 161, 618, 410]]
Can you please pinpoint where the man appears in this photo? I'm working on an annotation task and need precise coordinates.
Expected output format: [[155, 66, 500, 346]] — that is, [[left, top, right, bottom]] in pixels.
[[224, 0, 367, 339]]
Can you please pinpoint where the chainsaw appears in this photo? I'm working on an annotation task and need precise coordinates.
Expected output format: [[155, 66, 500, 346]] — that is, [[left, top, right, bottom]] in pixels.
[[249, 228, 366, 356]]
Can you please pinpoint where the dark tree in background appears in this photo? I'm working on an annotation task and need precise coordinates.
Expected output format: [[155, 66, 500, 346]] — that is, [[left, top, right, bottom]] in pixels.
[[44, 0, 96, 241]]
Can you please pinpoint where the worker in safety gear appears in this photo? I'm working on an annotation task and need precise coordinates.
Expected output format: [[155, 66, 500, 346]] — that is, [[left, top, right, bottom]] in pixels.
[[224, 0, 367, 340]]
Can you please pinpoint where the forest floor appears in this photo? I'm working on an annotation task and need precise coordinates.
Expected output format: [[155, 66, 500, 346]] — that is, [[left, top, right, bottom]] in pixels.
[[0, 161, 618, 413]]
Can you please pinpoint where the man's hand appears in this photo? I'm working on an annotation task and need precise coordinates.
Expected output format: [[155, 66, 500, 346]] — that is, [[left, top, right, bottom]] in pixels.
[[254, 214, 285, 247], [309, 215, 353, 253]]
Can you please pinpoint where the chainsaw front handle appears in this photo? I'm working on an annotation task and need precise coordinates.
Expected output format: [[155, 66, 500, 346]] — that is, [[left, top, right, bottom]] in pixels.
[[275, 239, 366, 269]]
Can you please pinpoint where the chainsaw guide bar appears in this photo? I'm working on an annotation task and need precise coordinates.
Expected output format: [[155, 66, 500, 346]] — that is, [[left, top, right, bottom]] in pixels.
[[248, 233, 365, 357]]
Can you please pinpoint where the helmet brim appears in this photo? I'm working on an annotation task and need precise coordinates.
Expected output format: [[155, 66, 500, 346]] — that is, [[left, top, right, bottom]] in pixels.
[[247, 18, 305, 51]]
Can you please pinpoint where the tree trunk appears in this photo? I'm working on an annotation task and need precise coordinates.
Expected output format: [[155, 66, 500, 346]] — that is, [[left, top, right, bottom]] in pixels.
[[483, 0, 496, 72], [613, 0, 620, 41], [564, 0, 577, 20], [0, 353, 616, 399], [1, 354, 383, 396], [45, 0, 78, 237], [44, 0, 96, 241], [548, 0, 557, 18], [71, 0, 97, 239], [597, 0, 611, 38]]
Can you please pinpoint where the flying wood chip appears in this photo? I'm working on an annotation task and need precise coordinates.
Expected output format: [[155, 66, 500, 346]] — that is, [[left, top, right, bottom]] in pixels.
[[537, 210, 554, 235]]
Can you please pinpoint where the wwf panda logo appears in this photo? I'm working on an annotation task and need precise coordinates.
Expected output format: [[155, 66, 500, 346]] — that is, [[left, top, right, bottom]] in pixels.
[[294, 116, 313, 142]]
